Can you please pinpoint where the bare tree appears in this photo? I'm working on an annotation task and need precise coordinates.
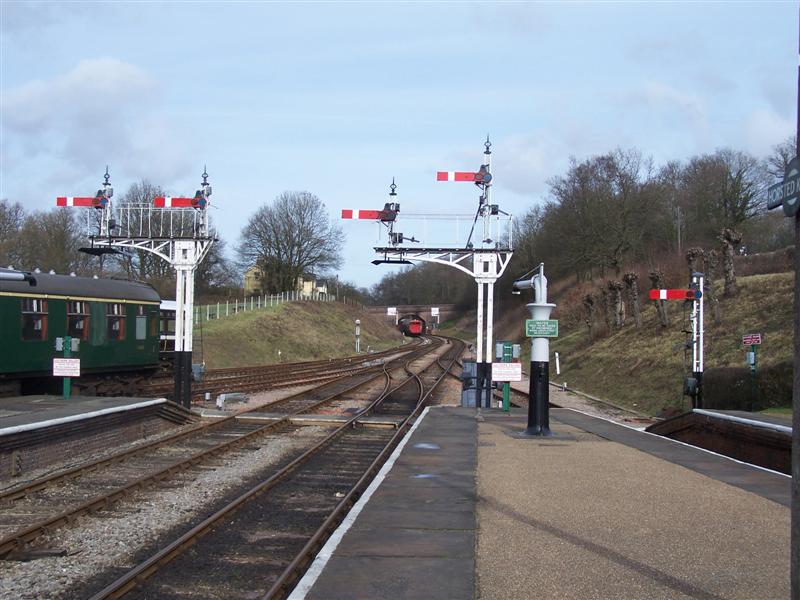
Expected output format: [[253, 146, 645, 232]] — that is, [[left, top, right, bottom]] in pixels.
[[682, 149, 767, 243], [15, 208, 94, 274], [237, 191, 344, 293], [703, 249, 721, 323], [767, 135, 796, 180], [112, 180, 173, 287], [719, 228, 742, 297], [686, 247, 704, 280], [608, 279, 625, 328], [622, 272, 642, 328], [582, 292, 598, 337], [0, 200, 25, 267], [649, 270, 669, 328]]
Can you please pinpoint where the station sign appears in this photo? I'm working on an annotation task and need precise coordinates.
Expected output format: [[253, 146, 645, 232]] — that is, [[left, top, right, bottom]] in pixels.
[[53, 358, 81, 377], [431, 307, 440, 316], [525, 319, 558, 337], [387, 307, 397, 316], [742, 333, 762, 346], [492, 362, 522, 382], [767, 156, 800, 217]]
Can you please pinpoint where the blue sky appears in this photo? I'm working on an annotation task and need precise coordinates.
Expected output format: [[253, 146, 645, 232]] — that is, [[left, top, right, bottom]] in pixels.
[[1, 1, 796, 288]]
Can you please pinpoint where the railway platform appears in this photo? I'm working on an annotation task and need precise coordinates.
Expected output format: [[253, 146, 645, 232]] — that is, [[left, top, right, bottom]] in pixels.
[[294, 405, 790, 599], [0, 395, 194, 482]]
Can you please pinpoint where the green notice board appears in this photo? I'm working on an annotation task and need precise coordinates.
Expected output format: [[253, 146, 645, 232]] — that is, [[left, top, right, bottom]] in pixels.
[[525, 319, 558, 337]]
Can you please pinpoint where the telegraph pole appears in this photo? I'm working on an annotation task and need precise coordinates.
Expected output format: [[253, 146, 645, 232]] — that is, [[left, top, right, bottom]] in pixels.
[[793, 8, 800, 595]]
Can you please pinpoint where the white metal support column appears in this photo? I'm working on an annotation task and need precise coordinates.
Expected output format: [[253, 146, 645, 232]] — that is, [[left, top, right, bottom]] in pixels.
[[476, 281, 485, 362]]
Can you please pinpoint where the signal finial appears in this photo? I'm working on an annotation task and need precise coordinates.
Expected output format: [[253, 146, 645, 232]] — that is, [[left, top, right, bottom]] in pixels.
[[202, 165, 209, 186], [390, 177, 397, 197], [484, 134, 491, 155]]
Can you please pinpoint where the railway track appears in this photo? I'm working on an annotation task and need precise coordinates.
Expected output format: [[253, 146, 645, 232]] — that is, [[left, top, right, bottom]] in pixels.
[[0, 343, 436, 561], [82, 336, 462, 599], [142, 344, 414, 402]]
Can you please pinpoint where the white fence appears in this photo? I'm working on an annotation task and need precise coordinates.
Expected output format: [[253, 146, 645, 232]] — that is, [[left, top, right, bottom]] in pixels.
[[192, 291, 362, 324]]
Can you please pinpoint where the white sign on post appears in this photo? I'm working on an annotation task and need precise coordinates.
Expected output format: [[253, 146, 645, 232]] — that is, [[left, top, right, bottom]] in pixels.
[[53, 358, 81, 377], [492, 363, 522, 382], [387, 307, 397, 316], [431, 307, 439, 316]]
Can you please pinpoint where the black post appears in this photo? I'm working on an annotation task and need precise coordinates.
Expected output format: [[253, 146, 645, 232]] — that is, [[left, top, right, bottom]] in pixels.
[[526, 360, 551, 435], [792, 14, 800, 596], [173, 351, 192, 409], [693, 371, 703, 409]]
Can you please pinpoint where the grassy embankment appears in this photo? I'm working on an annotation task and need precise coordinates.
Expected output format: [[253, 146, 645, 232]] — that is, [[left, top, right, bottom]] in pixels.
[[193, 301, 405, 369], [441, 271, 794, 416]]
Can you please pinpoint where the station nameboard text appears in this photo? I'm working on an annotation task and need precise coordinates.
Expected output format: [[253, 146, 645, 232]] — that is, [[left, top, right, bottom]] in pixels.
[[767, 156, 800, 217]]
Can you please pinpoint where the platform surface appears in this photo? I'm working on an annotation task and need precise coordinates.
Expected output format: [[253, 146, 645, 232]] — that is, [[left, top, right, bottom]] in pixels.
[[0, 395, 165, 434], [300, 405, 790, 600], [300, 406, 476, 599]]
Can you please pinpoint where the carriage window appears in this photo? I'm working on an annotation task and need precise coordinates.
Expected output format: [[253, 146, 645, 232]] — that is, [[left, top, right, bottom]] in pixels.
[[67, 301, 90, 340], [135, 305, 146, 340], [21, 298, 48, 341], [106, 303, 126, 341]]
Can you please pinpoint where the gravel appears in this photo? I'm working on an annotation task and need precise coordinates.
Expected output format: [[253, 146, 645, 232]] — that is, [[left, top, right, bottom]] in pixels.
[[0, 422, 329, 599]]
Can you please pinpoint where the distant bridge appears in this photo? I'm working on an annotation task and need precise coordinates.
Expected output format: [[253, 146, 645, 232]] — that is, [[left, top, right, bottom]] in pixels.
[[366, 304, 460, 324]]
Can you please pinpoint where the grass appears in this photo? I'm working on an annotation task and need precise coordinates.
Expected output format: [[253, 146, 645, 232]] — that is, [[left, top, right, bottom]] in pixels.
[[193, 301, 405, 369], [548, 272, 794, 415]]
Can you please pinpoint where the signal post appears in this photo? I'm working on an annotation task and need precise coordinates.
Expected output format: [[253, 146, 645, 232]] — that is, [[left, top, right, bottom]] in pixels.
[[57, 168, 215, 408], [343, 138, 513, 407]]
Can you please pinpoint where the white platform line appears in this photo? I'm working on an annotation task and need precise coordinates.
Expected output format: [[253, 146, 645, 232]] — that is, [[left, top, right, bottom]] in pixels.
[[0, 398, 167, 437], [557, 407, 791, 479], [288, 406, 432, 599]]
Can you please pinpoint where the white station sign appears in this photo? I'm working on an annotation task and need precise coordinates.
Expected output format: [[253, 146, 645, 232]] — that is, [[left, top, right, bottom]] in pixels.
[[431, 307, 440, 316], [53, 358, 81, 377], [492, 362, 522, 382], [387, 307, 397, 316]]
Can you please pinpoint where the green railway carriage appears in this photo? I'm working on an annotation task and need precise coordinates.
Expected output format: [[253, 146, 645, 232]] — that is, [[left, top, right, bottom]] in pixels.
[[0, 269, 161, 391]]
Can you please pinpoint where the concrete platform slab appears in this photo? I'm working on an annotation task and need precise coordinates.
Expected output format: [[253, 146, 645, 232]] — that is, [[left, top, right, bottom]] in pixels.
[[0, 395, 167, 433], [477, 408, 790, 600], [293, 405, 790, 600], [296, 406, 477, 600]]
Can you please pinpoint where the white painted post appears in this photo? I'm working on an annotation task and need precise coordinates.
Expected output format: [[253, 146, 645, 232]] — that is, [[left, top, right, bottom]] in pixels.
[[476, 283, 484, 363], [216, 302, 220, 319]]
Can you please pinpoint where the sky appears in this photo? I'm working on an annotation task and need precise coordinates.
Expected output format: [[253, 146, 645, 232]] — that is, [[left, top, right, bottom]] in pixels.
[[1, 1, 796, 288]]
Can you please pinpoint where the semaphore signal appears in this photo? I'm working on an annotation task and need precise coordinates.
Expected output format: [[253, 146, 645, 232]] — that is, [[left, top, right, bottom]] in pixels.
[[648, 288, 702, 301]]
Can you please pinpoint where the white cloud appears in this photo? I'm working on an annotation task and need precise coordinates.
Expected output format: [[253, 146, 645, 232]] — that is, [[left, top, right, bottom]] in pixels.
[[741, 109, 794, 156], [1, 58, 194, 193], [630, 81, 707, 125]]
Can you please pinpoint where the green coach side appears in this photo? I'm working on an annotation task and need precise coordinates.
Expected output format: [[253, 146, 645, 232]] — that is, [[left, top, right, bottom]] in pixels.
[[0, 270, 161, 379]]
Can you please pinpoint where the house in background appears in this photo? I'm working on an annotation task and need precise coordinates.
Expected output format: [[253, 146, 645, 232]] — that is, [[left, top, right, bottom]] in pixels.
[[243, 265, 329, 297]]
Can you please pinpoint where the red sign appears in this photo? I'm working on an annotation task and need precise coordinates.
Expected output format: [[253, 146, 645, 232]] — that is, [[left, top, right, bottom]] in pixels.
[[742, 333, 762, 346]]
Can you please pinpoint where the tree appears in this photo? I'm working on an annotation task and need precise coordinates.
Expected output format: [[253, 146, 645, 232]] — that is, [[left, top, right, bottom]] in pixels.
[[237, 191, 344, 292], [14, 208, 94, 274], [767, 135, 796, 180], [680, 149, 767, 243], [0, 200, 25, 267], [112, 180, 173, 287]]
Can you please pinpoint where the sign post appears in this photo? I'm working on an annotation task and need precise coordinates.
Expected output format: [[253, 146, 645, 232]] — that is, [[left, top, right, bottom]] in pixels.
[[502, 341, 513, 412], [53, 336, 80, 399], [513, 264, 556, 436]]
